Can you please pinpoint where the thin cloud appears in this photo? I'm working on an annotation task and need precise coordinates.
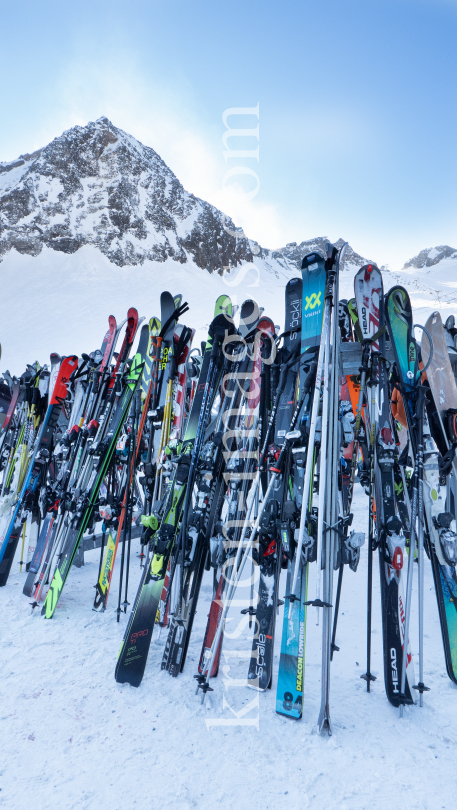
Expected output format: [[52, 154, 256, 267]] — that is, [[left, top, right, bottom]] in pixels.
[[33, 54, 288, 252]]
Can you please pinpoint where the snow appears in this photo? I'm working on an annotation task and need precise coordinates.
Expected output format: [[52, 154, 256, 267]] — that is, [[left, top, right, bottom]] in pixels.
[[175, 207, 200, 238], [46, 213, 67, 225], [42, 177, 65, 205], [0, 161, 30, 194], [0, 246, 295, 373], [1, 485, 455, 810], [391, 257, 457, 323]]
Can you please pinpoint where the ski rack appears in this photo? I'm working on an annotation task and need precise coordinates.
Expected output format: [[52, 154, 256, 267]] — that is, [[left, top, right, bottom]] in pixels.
[[73, 513, 142, 567], [340, 341, 456, 377]]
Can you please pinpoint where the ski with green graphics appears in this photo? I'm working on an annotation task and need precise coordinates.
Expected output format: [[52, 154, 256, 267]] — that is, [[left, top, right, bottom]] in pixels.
[[42, 352, 145, 618], [385, 287, 419, 425], [276, 250, 327, 720], [115, 296, 233, 687], [300, 252, 326, 355]]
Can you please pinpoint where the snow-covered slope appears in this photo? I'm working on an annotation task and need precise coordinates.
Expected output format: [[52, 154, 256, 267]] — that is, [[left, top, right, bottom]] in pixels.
[[0, 238, 374, 373], [0, 245, 296, 371], [386, 248, 457, 326], [1, 484, 455, 810]]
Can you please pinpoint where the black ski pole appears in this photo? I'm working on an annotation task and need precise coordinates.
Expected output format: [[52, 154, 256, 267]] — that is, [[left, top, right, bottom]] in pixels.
[[363, 514, 376, 690], [412, 385, 430, 705], [330, 564, 343, 660], [361, 353, 379, 691]]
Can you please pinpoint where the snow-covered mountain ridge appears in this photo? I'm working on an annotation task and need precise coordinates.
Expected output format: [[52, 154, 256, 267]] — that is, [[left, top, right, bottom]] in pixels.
[[0, 117, 369, 274], [403, 245, 457, 270], [388, 249, 457, 323], [0, 117, 456, 371], [0, 117, 252, 271]]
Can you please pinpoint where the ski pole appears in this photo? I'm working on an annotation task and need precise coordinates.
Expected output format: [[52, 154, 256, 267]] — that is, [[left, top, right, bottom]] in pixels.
[[331, 336, 362, 658], [413, 387, 429, 705], [314, 328, 330, 622], [362, 353, 378, 692], [330, 564, 343, 659], [399, 449, 419, 715], [19, 520, 27, 573], [318, 246, 340, 734], [400, 384, 430, 708]]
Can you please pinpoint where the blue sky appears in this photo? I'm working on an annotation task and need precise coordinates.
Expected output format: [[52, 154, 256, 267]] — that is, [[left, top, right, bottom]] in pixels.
[[1, 0, 456, 267]]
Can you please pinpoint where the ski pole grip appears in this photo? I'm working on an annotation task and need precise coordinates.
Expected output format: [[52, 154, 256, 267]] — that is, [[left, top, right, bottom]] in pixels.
[[134, 388, 142, 417], [276, 363, 289, 396], [93, 369, 101, 394], [209, 314, 236, 357], [360, 340, 371, 373], [301, 358, 318, 397], [368, 351, 380, 386]]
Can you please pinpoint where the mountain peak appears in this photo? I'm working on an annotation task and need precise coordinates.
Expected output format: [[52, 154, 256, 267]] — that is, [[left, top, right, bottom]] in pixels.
[[274, 236, 370, 271], [3, 118, 445, 279], [402, 245, 457, 270], [0, 119, 255, 269]]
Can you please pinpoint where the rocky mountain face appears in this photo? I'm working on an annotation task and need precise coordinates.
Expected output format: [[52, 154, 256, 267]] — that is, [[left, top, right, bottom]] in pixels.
[[403, 245, 457, 270], [0, 117, 368, 274], [272, 238, 370, 273], [0, 117, 259, 271]]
